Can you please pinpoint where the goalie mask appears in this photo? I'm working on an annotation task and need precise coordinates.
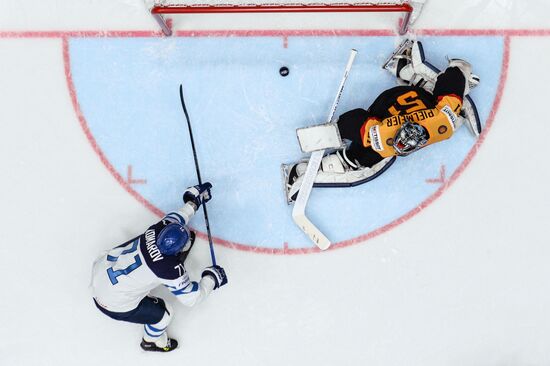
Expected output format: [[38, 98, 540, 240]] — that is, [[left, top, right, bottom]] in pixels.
[[393, 122, 429, 156], [157, 223, 191, 256]]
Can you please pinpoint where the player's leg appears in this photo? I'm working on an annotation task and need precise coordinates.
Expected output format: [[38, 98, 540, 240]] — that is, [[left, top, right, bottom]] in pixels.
[[135, 297, 177, 352], [345, 143, 385, 168], [335, 108, 385, 168], [335, 108, 377, 166], [93, 296, 178, 352], [433, 66, 466, 100], [336, 108, 368, 141]]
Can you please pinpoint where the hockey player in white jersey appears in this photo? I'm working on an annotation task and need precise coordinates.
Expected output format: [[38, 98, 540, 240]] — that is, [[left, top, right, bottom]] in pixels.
[[91, 182, 227, 352]]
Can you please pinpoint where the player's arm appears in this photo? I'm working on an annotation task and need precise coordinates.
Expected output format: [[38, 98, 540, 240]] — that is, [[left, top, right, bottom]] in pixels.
[[163, 183, 213, 226], [359, 116, 383, 149], [162, 265, 228, 307], [433, 65, 467, 104]]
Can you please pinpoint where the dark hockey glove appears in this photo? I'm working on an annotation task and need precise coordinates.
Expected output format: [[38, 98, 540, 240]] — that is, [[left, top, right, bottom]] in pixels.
[[183, 182, 212, 209], [201, 265, 228, 290]]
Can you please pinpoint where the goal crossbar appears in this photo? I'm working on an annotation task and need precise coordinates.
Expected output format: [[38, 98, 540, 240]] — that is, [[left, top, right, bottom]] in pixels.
[[151, 2, 414, 36]]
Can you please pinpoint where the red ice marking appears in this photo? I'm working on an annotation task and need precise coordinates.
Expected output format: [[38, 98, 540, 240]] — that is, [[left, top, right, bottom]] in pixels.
[[2, 28, 518, 254], [61, 36, 163, 217], [127, 165, 147, 185], [2, 28, 550, 39], [416, 28, 550, 37], [426, 165, 447, 185], [283, 35, 288, 48]]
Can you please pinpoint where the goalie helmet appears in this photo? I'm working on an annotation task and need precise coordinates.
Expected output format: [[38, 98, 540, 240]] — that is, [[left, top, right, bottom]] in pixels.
[[393, 122, 429, 156], [158, 223, 191, 256]]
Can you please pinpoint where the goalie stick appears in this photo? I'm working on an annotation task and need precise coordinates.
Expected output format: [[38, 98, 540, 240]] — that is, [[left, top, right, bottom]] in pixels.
[[179, 84, 217, 266], [292, 49, 358, 250]]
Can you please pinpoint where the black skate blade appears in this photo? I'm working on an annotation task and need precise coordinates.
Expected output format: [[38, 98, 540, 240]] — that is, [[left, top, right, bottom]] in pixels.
[[140, 338, 178, 353]]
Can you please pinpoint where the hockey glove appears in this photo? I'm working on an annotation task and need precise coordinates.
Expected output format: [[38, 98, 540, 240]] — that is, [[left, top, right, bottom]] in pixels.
[[183, 182, 212, 209], [201, 265, 228, 290]]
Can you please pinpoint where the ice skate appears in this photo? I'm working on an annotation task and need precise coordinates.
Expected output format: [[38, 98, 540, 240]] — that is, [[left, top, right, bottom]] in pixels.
[[140, 337, 179, 352]]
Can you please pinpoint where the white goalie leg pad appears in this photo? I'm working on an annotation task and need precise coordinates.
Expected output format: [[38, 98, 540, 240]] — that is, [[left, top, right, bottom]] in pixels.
[[408, 40, 439, 91], [397, 63, 415, 83], [387, 40, 438, 92], [461, 96, 482, 137], [287, 151, 346, 187], [321, 153, 346, 173], [287, 157, 394, 200], [385, 40, 480, 96], [143, 301, 173, 348], [296, 122, 343, 153], [313, 156, 393, 185]]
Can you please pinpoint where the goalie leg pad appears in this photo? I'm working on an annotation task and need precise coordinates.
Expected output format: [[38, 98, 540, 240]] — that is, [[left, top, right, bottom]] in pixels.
[[461, 95, 482, 136], [285, 151, 348, 191], [283, 155, 396, 203], [321, 153, 345, 173], [384, 39, 439, 91]]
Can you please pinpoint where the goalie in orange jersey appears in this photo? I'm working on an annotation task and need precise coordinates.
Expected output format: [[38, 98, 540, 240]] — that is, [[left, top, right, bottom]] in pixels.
[[284, 40, 481, 203]]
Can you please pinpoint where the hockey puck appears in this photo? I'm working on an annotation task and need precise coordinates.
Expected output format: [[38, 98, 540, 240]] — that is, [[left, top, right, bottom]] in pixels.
[[279, 66, 289, 77]]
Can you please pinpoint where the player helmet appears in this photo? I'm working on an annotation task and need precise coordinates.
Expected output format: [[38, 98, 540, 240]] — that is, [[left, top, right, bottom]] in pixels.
[[393, 122, 429, 156], [157, 223, 191, 256]]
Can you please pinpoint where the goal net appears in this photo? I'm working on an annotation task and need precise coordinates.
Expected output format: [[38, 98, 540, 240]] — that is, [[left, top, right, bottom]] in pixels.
[[148, 0, 426, 36]]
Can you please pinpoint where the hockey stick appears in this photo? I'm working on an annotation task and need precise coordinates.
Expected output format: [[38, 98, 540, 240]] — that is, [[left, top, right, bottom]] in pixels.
[[179, 84, 217, 266], [292, 49, 358, 250]]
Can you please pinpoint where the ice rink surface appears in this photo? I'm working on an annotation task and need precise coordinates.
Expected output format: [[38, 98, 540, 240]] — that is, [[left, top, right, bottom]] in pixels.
[[1, 0, 550, 365]]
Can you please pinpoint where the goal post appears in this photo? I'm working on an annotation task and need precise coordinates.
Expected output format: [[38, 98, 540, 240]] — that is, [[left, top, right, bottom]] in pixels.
[[150, 1, 426, 36]]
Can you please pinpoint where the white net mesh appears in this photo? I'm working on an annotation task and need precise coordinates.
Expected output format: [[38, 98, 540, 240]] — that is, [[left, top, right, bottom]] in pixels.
[[153, 1, 410, 6], [148, 0, 425, 35]]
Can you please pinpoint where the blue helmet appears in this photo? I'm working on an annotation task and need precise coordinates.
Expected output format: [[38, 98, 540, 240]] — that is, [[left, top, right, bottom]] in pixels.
[[157, 223, 190, 256]]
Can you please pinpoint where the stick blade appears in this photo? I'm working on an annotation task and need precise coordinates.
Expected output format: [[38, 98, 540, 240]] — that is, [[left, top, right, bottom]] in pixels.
[[292, 203, 331, 251]]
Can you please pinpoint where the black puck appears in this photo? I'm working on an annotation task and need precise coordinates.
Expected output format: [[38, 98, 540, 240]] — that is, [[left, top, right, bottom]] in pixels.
[[279, 66, 289, 77]]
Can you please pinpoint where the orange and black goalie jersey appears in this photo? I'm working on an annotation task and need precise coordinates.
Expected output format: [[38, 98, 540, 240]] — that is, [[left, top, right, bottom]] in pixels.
[[359, 67, 465, 158]]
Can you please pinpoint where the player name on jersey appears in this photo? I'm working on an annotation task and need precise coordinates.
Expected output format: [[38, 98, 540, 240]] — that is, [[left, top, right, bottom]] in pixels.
[[145, 229, 164, 262], [384, 108, 435, 128]]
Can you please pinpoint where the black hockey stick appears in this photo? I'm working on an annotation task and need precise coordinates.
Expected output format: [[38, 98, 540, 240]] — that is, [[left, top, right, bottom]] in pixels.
[[179, 84, 217, 266]]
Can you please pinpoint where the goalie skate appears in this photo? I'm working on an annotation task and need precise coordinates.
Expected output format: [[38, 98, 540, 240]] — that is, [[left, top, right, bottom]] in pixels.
[[282, 161, 305, 205], [382, 38, 414, 72]]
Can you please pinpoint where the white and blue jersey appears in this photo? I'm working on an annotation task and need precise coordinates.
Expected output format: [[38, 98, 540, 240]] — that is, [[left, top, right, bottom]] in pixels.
[[91, 204, 214, 313]]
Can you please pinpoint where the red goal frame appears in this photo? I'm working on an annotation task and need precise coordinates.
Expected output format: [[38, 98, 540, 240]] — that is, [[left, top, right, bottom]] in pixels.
[[151, 2, 415, 36]]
